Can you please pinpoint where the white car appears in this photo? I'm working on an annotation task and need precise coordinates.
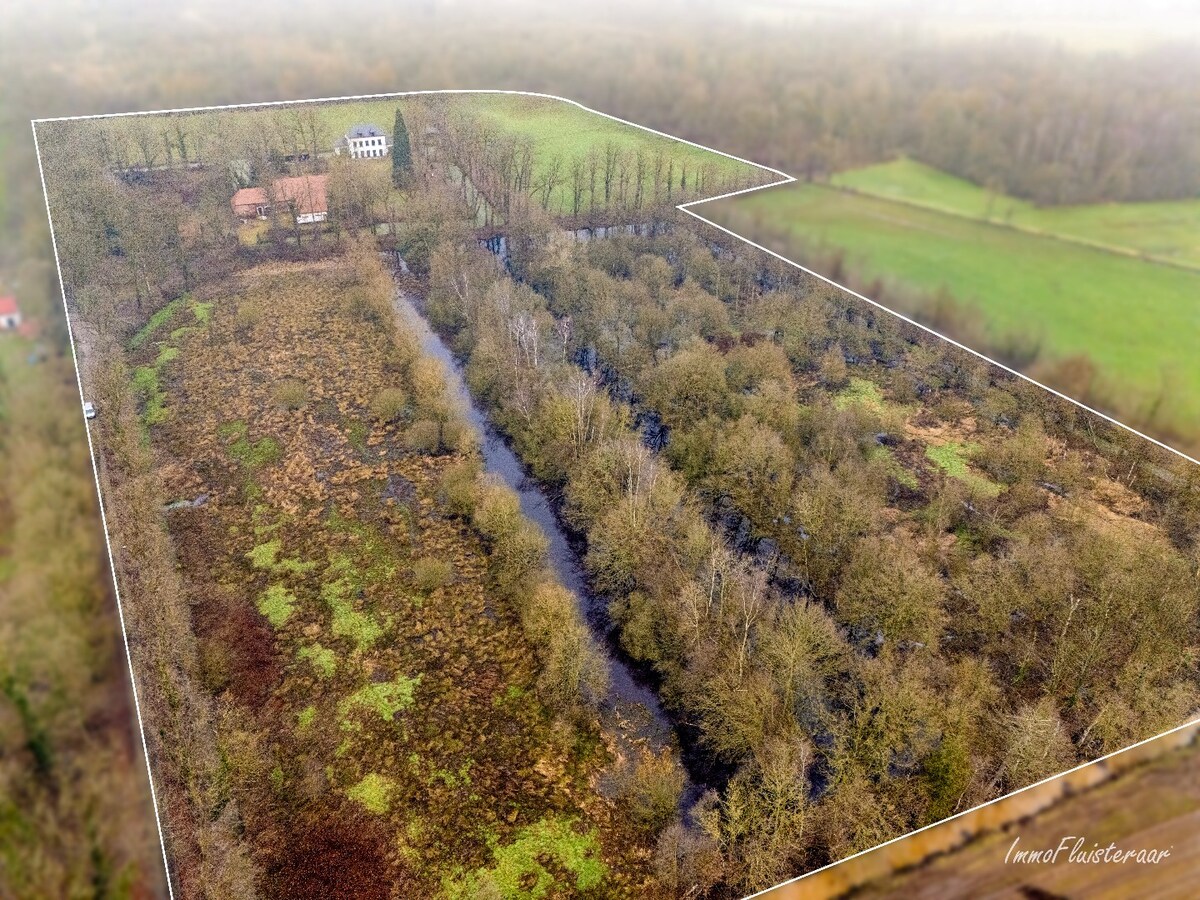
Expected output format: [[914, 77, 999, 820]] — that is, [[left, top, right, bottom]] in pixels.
[[83, 401, 96, 420]]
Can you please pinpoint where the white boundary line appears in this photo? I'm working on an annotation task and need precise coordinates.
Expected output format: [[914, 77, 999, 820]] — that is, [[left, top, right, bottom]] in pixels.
[[30, 125, 177, 900], [30, 88, 1200, 900], [739, 714, 1200, 899], [676, 197, 1200, 469]]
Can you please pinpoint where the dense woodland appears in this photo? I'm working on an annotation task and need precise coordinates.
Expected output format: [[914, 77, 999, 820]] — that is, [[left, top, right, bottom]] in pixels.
[[4, 7, 1200, 898], [417, 197, 1200, 889], [43, 94, 1200, 896]]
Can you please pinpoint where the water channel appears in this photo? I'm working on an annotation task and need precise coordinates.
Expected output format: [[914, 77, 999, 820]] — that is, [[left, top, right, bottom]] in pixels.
[[389, 274, 707, 810]]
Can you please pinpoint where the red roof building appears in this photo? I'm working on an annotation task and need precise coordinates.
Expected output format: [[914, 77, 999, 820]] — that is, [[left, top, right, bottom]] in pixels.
[[0, 296, 22, 331], [273, 175, 328, 223], [231, 186, 270, 219], [230, 175, 329, 224]]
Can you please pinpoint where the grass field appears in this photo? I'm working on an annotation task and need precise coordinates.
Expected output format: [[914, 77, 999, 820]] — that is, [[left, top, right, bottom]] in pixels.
[[712, 182, 1200, 434], [440, 93, 769, 213], [834, 158, 1200, 267]]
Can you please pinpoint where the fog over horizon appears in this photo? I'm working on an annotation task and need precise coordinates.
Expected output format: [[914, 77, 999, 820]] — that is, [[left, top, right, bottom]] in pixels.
[[8, 0, 1200, 52]]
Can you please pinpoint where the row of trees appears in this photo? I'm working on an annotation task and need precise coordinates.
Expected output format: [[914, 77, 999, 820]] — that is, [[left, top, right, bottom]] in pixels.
[[437, 103, 756, 225]]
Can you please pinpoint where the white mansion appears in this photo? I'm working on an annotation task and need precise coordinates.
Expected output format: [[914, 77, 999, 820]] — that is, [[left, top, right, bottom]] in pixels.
[[335, 123, 390, 159]]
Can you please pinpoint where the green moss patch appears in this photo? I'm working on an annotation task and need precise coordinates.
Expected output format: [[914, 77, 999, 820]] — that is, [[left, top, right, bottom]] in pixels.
[[322, 576, 384, 650], [155, 345, 180, 367], [191, 300, 214, 324], [130, 298, 183, 349], [257, 583, 297, 628], [347, 772, 396, 814], [869, 445, 919, 489], [229, 434, 282, 469], [442, 817, 607, 899], [131, 365, 169, 426], [248, 538, 316, 576], [247, 539, 282, 569], [298, 643, 337, 680], [925, 441, 1003, 497], [296, 705, 316, 732], [275, 556, 317, 576], [339, 675, 421, 727], [834, 377, 885, 412]]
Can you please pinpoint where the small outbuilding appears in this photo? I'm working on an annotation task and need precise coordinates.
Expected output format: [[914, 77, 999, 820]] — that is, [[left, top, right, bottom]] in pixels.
[[0, 296, 21, 331], [231, 186, 271, 220], [335, 124, 390, 159]]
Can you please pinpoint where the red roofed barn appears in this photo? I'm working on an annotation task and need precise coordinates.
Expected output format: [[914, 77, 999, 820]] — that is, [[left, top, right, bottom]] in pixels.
[[230, 175, 329, 225], [231, 186, 270, 219], [0, 296, 21, 331]]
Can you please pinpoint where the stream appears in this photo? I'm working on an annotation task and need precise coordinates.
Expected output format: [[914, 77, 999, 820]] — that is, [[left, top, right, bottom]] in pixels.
[[389, 276, 708, 811]]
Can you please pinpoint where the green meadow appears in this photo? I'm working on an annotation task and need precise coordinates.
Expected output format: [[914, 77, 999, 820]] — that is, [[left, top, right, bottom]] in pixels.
[[445, 94, 735, 168], [714, 181, 1200, 433], [834, 158, 1200, 267], [430, 93, 770, 214]]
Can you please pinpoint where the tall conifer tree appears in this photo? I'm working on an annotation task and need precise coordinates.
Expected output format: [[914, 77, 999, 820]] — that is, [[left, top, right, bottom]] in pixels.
[[392, 108, 413, 188]]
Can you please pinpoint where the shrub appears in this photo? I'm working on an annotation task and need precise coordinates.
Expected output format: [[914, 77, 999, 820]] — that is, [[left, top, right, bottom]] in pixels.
[[386, 328, 421, 375], [835, 537, 946, 648], [440, 419, 477, 454], [370, 387, 408, 423], [438, 460, 482, 517], [405, 419, 442, 454], [410, 357, 451, 418], [618, 753, 686, 832], [235, 299, 263, 336], [524, 581, 610, 713], [272, 379, 309, 410], [412, 556, 453, 593], [654, 823, 724, 898], [819, 345, 849, 388], [344, 287, 387, 325], [473, 481, 548, 596]]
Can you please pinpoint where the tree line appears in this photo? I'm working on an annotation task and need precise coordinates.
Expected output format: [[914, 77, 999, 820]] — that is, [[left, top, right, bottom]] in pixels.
[[12, 5, 1197, 206], [435, 104, 750, 226]]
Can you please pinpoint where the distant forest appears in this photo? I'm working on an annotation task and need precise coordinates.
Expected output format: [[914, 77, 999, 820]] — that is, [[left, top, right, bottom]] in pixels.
[[4, 4, 1199, 206]]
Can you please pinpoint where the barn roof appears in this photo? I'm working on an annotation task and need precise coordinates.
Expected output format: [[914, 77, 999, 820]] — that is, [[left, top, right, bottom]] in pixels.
[[347, 123, 385, 138], [231, 186, 269, 209], [0, 296, 19, 316], [272, 175, 329, 216]]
